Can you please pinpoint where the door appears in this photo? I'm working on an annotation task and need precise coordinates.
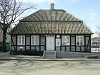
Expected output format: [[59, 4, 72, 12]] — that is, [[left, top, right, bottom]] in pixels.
[[46, 35, 55, 50]]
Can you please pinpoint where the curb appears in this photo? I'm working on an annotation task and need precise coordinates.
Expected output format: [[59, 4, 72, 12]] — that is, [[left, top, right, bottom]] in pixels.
[[0, 58, 100, 61]]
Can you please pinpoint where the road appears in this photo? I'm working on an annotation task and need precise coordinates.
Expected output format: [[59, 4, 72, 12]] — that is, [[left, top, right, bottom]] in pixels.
[[0, 60, 100, 75]]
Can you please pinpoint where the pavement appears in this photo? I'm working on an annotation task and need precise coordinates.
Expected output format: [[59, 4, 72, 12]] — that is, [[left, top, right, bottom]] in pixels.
[[0, 51, 100, 61], [1, 52, 100, 75]]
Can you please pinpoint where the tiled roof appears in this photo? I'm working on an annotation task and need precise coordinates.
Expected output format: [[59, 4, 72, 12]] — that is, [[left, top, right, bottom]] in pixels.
[[9, 22, 93, 34], [9, 7, 93, 34], [20, 9, 81, 22]]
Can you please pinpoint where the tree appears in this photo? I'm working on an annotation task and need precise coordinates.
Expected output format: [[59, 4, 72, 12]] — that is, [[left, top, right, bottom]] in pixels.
[[0, 0, 35, 51], [96, 26, 100, 37]]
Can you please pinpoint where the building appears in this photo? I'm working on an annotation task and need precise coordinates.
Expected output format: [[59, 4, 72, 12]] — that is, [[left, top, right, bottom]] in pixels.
[[91, 38, 100, 42], [91, 38, 100, 48], [9, 3, 93, 55]]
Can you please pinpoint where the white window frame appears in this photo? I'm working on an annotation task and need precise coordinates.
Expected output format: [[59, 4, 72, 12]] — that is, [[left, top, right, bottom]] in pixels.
[[76, 36, 84, 45], [18, 35, 25, 45], [31, 35, 39, 45], [62, 36, 70, 45]]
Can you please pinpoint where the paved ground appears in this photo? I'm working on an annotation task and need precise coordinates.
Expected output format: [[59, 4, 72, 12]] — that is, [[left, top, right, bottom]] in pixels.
[[0, 52, 100, 75], [0, 60, 100, 75]]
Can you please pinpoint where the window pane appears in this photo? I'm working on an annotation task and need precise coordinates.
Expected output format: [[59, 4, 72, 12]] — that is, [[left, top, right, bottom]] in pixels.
[[18, 36, 25, 45], [35, 36, 39, 45], [77, 36, 79, 45], [67, 37, 70, 45], [18, 36, 21, 45], [80, 36, 84, 45], [31, 36, 39, 45], [32, 36, 34, 45], [56, 39, 61, 46], [22, 36, 25, 45], [62, 36, 66, 45], [76, 36, 84, 45]]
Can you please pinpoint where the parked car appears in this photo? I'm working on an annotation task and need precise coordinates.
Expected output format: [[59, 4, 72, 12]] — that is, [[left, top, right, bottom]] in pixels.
[[91, 42, 100, 48]]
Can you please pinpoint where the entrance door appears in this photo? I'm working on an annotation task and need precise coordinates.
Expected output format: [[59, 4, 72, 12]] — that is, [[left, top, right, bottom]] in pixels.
[[46, 35, 55, 50]]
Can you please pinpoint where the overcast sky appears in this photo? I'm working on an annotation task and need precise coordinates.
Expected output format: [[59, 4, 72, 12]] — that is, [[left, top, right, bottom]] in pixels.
[[17, 0, 100, 37]]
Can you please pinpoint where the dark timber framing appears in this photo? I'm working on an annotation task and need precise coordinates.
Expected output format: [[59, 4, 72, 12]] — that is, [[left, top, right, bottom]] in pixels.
[[84, 35, 86, 52], [30, 35, 31, 51], [10, 34, 91, 55], [25, 35, 26, 51], [16, 35, 17, 51], [75, 35, 76, 51]]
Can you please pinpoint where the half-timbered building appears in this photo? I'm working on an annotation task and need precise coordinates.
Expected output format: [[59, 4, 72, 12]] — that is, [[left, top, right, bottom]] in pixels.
[[9, 3, 93, 56]]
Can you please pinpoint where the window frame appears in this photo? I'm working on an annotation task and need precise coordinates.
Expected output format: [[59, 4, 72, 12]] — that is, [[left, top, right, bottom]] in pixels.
[[62, 36, 70, 45], [31, 35, 39, 45], [76, 36, 84, 45], [18, 35, 25, 45]]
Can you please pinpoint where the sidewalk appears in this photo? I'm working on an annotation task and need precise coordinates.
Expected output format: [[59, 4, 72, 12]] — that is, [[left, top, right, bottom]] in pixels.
[[0, 51, 42, 60], [0, 51, 100, 61]]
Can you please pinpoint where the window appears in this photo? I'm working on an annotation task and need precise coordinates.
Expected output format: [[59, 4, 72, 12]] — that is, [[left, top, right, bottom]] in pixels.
[[31, 35, 39, 45], [62, 36, 70, 45], [76, 36, 84, 45], [56, 39, 61, 46], [41, 37, 45, 45], [18, 36, 25, 45]]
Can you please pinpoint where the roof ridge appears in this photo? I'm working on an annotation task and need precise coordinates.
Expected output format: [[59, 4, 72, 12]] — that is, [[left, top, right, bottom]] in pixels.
[[40, 9, 66, 11]]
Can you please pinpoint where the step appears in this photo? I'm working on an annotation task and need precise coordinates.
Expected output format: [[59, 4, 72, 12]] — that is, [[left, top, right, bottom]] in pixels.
[[43, 51, 56, 59]]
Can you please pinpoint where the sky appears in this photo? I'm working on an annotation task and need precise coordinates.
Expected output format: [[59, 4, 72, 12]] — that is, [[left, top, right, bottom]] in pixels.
[[17, 0, 100, 37]]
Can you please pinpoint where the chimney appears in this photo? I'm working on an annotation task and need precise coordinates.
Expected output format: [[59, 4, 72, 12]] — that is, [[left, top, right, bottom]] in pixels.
[[51, 3, 54, 10]]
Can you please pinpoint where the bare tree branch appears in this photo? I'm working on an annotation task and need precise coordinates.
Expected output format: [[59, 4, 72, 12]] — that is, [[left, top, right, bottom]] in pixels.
[[0, 0, 36, 51], [0, 0, 35, 28], [96, 26, 100, 37]]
